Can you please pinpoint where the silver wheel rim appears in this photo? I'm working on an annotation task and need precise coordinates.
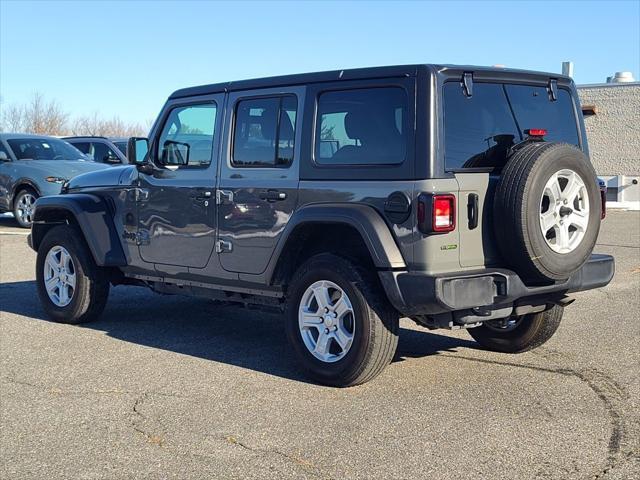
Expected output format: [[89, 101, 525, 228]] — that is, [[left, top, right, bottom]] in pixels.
[[44, 246, 76, 307], [484, 316, 523, 332], [16, 193, 36, 225], [539, 169, 589, 254], [298, 280, 355, 363]]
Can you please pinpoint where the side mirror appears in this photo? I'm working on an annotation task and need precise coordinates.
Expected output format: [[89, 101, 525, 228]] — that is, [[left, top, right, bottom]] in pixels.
[[128, 137, 153, 173], [127, 137, 149, 165], [0, 151, 9, 161]]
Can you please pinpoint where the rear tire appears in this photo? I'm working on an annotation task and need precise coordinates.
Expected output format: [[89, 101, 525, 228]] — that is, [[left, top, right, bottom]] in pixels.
[[285, 253, 399, 387], [468, 305, 563, 353], [36, 225, 110, 324]]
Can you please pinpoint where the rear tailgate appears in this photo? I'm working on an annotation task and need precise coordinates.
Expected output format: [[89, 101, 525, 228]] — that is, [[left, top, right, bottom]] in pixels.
[[443, 78, 583, 268]]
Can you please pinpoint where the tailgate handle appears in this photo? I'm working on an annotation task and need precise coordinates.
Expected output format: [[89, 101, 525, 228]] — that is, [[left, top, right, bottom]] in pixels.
[[467, 193, 479, 230]]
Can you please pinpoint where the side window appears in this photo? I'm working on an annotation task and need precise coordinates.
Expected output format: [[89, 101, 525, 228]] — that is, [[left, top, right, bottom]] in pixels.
[[91, 142, 121, 164], [504, 85, 580, 146], [232, 95, 297, 167], [72, 142, 91, 155], [0, 143, 9, 159], [315, 87, 407, 165], [157, 103, 217, 168], [443, 82, 520, 171]]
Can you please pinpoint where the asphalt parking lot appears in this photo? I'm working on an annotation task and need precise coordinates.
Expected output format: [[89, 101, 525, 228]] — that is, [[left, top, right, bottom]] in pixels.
[[1, 211, 638, 480]]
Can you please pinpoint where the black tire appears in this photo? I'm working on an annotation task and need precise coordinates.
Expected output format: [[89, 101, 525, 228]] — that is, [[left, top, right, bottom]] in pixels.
[[13, 188, 38, 228], [36, 225, 110, 324], [468, 305, 563, 353], [494, 142, 601, 283], [285, 253, 399, 387]]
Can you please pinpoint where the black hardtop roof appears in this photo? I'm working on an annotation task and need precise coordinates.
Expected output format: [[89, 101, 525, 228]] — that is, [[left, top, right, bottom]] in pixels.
[[169, 64, 571, 100]]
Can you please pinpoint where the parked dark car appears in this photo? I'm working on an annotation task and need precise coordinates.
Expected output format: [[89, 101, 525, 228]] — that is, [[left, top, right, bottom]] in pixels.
[[0, 134, 110, 227], [28, 65, 614, 386], [64, 136, 129, 165]]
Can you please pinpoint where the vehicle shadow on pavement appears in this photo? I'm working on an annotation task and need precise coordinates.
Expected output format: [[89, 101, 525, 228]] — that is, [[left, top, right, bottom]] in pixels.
[[0, 280, 479, 384]]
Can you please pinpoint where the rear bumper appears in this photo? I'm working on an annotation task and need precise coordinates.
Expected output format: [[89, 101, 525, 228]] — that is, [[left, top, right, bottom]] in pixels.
[[379, 254, 615, 317]]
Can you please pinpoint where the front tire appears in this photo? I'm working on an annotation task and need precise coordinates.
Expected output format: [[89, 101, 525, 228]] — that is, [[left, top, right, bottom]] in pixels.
[[13, 188, 38, 228], [468, 305, 563, 353], [36, 225, 110, 324], [285, 254, 399, 387]]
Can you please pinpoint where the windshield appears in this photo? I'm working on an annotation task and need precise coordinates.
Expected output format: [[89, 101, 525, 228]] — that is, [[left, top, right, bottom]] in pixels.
[[7, 138, 88, 161]]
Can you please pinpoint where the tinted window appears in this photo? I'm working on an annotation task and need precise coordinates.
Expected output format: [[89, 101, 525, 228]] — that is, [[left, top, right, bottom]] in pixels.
[[7, 138, 87, 161], [92, 142, 121, 164], [72, 142, 91, 154], [157, 103, 217, 167], [444, 82, 580, 171], [114, 141, 127, 155], [505, 85, 579, 146], [443, 83, 520, 170], [232, 96, 297, 167], [316, 87, 407, 165]]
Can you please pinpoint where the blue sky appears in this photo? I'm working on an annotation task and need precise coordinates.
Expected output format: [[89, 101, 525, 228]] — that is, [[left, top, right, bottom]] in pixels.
[[1, 0, 638, 124]]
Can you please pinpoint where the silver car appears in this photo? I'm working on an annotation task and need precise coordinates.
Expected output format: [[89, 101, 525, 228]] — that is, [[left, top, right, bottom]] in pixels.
[[0, 133, 110, 227]]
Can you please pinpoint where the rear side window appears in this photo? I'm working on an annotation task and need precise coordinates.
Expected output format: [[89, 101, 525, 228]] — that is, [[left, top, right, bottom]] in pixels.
[[315, 87, 407, 165], [232, 95, 297, 167], [444, 82, 580, 171]]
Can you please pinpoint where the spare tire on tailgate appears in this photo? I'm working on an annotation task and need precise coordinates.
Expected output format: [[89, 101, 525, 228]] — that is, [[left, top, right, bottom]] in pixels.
[[494, 142, 601, 283]]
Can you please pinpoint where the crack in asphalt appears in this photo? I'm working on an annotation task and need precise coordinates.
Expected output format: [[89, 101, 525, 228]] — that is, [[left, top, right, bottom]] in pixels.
[[128, 391, 333, 479], [224, 435, 333, 479], [438, 348, 632, 480]]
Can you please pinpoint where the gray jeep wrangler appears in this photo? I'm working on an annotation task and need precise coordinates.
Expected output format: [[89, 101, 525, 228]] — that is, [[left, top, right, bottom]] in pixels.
[[28, 65, 614, 386]]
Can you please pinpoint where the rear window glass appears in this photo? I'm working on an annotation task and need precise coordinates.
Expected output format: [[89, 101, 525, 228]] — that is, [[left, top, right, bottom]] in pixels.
[[315, 87, 407, 165], [504, 85, 579, 146], [444, 82, 580, 171]]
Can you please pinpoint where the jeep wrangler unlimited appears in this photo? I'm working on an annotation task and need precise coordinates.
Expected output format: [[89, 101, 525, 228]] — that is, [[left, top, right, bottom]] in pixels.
[[28, 65, 614, 386]]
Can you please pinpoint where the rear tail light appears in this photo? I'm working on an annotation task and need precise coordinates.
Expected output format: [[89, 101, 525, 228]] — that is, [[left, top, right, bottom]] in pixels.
[[418, 193, 456, 234]]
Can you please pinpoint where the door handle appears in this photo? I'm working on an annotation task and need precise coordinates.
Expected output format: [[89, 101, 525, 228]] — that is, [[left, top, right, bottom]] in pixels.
[[467, 193, 479, 230], [259, 190, 287, 202], [193, 191, 212, 201]]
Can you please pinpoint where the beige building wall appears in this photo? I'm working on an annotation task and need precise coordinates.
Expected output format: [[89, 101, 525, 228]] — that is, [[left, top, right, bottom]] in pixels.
[[577, 83, 640, 176]]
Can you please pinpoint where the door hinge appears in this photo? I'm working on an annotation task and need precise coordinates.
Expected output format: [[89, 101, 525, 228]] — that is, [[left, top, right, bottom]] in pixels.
[[215, 239, 233, 253], [216, 189, 234, 205], [462, 72, 473, 98], [134, 188, 149, 202], [548, 78, 558, 101]]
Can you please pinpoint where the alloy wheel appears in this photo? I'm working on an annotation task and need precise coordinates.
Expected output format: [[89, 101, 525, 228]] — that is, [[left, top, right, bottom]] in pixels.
[[44, 245, 76, 307], [539, 169, 589, 254], [298, 280, 355, 363]]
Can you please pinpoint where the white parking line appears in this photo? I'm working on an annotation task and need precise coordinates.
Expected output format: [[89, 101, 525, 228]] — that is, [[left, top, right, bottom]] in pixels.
[[0, 230, 29, 235]]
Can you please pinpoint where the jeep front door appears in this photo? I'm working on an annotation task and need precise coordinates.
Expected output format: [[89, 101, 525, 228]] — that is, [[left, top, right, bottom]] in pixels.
[[216, 88, 302, 274], [137, 96, 223, 269]]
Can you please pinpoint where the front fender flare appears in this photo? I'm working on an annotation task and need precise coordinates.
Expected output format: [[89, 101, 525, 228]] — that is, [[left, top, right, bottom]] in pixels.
[[31, 194, 126, 266]]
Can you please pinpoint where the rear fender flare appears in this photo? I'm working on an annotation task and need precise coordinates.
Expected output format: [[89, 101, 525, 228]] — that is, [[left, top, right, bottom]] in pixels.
[[31, 194, 126, 266], [266, 203, 406, 284]]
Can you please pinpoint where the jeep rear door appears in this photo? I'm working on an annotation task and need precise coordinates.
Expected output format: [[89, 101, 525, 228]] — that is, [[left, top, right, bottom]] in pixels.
[[443, 79, 583, 268], [136, 94, 223, 269], [216, 87, 303, 275]]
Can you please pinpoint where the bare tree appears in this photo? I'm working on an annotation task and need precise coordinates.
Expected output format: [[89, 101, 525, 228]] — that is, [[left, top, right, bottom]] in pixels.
[[1, 92, 148, 137], [71, 112, 147, 137]]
